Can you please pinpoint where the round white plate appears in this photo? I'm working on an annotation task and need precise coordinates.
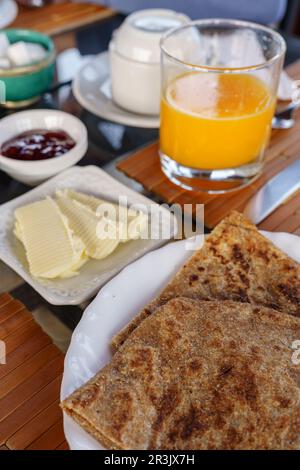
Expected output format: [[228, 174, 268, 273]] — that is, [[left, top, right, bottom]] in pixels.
[[61, 229, 300, 450], [72, 52, 159, 129], [0, 0, 18, 29]]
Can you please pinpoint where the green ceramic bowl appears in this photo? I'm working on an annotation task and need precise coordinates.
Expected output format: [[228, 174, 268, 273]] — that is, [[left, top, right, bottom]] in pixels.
[[0, 29, 56, 108]]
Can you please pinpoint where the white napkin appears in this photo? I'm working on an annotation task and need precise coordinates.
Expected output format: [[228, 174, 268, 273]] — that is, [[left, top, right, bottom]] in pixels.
[[278, 70, 296, 101], [56, 48, 94, 103]]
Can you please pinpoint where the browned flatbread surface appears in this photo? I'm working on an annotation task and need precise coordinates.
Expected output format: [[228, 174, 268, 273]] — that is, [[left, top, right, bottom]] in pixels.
[[111, 211, 300, 353], [62, 298, 300, 450]]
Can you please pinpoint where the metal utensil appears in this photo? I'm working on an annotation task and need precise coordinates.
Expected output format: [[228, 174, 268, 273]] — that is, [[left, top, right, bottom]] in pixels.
[[244, 159, 300, 225], [272, 99, 300, 129]]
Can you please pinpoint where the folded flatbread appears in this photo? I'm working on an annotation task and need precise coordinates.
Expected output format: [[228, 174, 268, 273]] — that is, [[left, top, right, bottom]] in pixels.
[[111, 211, 300, 353], [62, 298, 300, 449]]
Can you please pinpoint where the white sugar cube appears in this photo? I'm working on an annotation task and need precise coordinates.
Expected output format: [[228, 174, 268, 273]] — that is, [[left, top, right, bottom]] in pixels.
[[7, 41, 32, 66], [0, 58, 11, 69], [0, 33, 9, 58], [27, 43, 47, 63], [7, 41, 46, 67]]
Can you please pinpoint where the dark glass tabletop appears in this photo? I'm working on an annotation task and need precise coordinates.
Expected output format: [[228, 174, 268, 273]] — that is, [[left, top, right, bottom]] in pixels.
[[0, 15, 299, 332]]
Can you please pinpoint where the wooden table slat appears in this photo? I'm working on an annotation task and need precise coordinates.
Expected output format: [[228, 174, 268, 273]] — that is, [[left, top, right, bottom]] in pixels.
[[259, 191, 300, 231], [0, 294, 12, 309], [4, 320, 41, 355], [0, 344, 61, 401], [26, 418, 66, 450], [0, 308, 32, 340], [6, 400, 62, 450], [0, 330, 52, 380], [0, 376, 62, 446], [0, 301, 26, 326], [11, 2, 115, 36], [0, 356, 64, 435], [0, 293, 66, 450], [56, 440, 69, 450], [274, 211, 300, 233]]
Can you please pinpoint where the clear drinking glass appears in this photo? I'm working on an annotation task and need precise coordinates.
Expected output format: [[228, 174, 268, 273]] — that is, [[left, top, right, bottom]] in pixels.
[[159, 19, 286, 193]]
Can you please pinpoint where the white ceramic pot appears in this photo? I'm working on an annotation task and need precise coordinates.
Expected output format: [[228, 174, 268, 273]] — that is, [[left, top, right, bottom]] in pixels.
[[0, 109, 88, 185], [109, 42, 161, 115], [109, 9, 189, 116]]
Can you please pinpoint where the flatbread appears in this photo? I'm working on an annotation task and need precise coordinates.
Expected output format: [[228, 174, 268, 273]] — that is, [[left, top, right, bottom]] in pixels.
[[111, 211, 300, 353], [62, 298, 300, 449]]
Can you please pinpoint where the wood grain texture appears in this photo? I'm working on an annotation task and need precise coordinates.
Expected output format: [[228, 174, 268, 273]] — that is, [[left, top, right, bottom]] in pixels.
[[56, 440, 69, 450], [11, 2, 116, 36], [0, 330, 51, 380], [7, 400, 62, 450], [117, 61, 300, 233], [0, 294, 12, 309], [0, 295, 68, 450], [26, 419, 66, 450], [0, 308, 32, 340], [0, 356, 64, 431], [0, 300, 25, 326], [0, 344, 61, 400]]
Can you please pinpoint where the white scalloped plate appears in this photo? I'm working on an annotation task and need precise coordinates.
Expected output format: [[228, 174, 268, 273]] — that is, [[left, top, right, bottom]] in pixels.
[[61, 229, 300, 449], [0, 165, 177, 305], [72, 52, 159, 129]]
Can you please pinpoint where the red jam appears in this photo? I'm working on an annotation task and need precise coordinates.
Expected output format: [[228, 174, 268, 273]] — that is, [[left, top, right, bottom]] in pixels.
[[1, 129, 76, 161]]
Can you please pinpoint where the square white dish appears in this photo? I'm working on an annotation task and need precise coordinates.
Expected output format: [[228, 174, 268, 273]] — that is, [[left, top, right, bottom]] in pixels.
[[0, 165, 177, 305]]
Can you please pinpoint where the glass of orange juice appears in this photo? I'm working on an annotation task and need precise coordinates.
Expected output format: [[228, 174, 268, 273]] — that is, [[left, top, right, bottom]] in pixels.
[[160, 19, 286, 193]]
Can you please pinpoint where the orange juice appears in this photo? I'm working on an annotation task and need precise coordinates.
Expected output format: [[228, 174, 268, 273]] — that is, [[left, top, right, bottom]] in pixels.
[[160, 73, 275, 170]]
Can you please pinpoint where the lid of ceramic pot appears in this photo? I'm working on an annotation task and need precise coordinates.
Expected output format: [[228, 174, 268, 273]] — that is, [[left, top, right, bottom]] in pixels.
[[111, 9, 190, 64]]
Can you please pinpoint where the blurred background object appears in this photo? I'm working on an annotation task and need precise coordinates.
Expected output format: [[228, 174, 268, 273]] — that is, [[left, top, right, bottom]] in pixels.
[[73, 1, 300, 65], [16, 0, 53, 7], [102, 0, 287, 24], [0, 0, 18, 29]]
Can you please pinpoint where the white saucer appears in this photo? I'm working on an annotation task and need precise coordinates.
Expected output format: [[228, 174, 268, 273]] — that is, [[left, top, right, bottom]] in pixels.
[[0, 0, 18, 29], [72, 52, 159, 129]]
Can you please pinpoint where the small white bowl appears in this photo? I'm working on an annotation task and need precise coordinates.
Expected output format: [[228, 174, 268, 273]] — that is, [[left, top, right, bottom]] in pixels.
[[0, 109, 88, 185], [109, 9, 189, 115]]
